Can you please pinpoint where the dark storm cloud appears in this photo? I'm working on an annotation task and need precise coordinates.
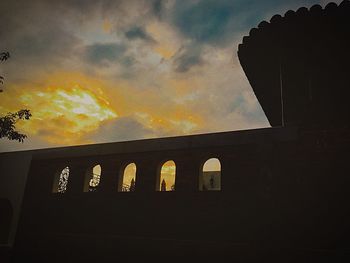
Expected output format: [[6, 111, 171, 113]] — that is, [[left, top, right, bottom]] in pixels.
[[125, 26, 156, 43]]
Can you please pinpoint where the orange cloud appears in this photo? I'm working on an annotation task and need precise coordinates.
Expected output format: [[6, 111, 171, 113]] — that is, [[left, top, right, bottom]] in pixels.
[[1, 72, 117, 145], [1, 70, 207, 146]]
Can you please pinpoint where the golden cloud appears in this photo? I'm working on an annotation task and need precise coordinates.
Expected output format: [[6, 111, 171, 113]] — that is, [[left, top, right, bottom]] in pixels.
[[0, 68, 214, 147], [1, 72, 117, 145]]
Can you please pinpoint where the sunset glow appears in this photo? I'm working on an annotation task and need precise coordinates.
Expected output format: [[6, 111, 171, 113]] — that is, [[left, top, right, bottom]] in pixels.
[[203, 158, 221, 172], [159, 160, 176, 191], [1, 0, 336, 152], [121, 163, 137, 191], [6, 80, 117, 145]]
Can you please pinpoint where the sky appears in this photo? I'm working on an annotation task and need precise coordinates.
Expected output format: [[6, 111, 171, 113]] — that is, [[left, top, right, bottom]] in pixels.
[[0, 0, 341, 152]]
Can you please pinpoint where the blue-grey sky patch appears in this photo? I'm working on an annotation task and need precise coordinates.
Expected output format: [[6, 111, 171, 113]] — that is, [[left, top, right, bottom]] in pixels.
[[229, 94, 245, 112], [228, 93, 267, 123], [172, 0, 232, 44], [84, 42, 127, 65], [171, 0, 328, 47]]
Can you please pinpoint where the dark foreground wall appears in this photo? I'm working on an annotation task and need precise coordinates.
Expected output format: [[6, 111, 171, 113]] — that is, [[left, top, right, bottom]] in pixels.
[[11, 127, 350, 262], [0, 152, 32, 248]]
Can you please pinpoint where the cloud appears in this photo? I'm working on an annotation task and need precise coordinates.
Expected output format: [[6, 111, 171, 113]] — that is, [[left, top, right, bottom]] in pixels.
[[0, 1, 82, 82], [125, 26, 156, 43], [84, 42, 127, 65], [152, 0, 164, 18], [3, 0, 337, 153], [0, 134, 55, 152], [0, 72, 118, 146], [87, 116, 155, 143], [173, 45, 204, 72]]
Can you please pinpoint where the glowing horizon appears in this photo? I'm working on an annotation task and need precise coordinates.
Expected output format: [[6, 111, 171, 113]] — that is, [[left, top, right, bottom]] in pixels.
[[0, 0, 338, 152]]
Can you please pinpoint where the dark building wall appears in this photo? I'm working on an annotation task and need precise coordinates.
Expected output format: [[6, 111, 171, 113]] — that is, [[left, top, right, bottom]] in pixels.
[[0, 152, 32, 246], [9, 127, 350, 262], [0, 199, 12, 244]]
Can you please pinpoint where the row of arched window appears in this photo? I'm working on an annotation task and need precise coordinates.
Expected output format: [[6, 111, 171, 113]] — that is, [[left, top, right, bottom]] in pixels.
[[52, 158, 221, 194]]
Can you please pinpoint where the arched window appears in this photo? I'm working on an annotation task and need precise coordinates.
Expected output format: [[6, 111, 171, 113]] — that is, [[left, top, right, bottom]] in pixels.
[[118, 163, 137, 192], [84, 164, 102, 192], [157, 160, 176, 191], [200, 158, 221, 191], [53, 166, 70, 193]]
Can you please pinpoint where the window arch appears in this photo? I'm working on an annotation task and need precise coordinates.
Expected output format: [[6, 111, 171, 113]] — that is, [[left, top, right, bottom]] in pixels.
[[84, 164, 102, 192], [157, 160, 176, 191], [53, 166, 70, 193], [200, 158, 221, 191], [118, 163, 137, 192]]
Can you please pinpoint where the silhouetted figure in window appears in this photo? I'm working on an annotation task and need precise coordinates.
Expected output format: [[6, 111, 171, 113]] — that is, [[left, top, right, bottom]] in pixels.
[[161, 179, 166, 191], [210, 176, 215, 189], [130, 178, 135, 192]]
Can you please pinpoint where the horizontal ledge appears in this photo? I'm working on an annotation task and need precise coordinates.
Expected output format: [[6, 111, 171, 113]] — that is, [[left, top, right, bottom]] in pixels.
[[1, 127, 297, 160]]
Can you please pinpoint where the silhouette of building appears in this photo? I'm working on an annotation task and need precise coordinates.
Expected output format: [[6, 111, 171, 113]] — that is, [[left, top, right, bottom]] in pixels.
[[238, 0, 350, 129], [1, 1, 350, 262]]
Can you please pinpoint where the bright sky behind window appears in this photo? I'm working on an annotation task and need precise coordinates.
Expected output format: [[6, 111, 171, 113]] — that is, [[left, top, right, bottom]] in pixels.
[[0, 0, 341, 152]]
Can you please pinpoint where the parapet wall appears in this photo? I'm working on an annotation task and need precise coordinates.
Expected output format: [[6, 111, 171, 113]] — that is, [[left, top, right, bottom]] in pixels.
[[9, 126, 350, 261]]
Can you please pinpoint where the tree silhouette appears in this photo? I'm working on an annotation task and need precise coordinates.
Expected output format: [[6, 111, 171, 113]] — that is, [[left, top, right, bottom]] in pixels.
[[0, 52, 10, 92], [58, 167, 70, 193], [0, 51, 31, 142], [0, 110, 32, 142]]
